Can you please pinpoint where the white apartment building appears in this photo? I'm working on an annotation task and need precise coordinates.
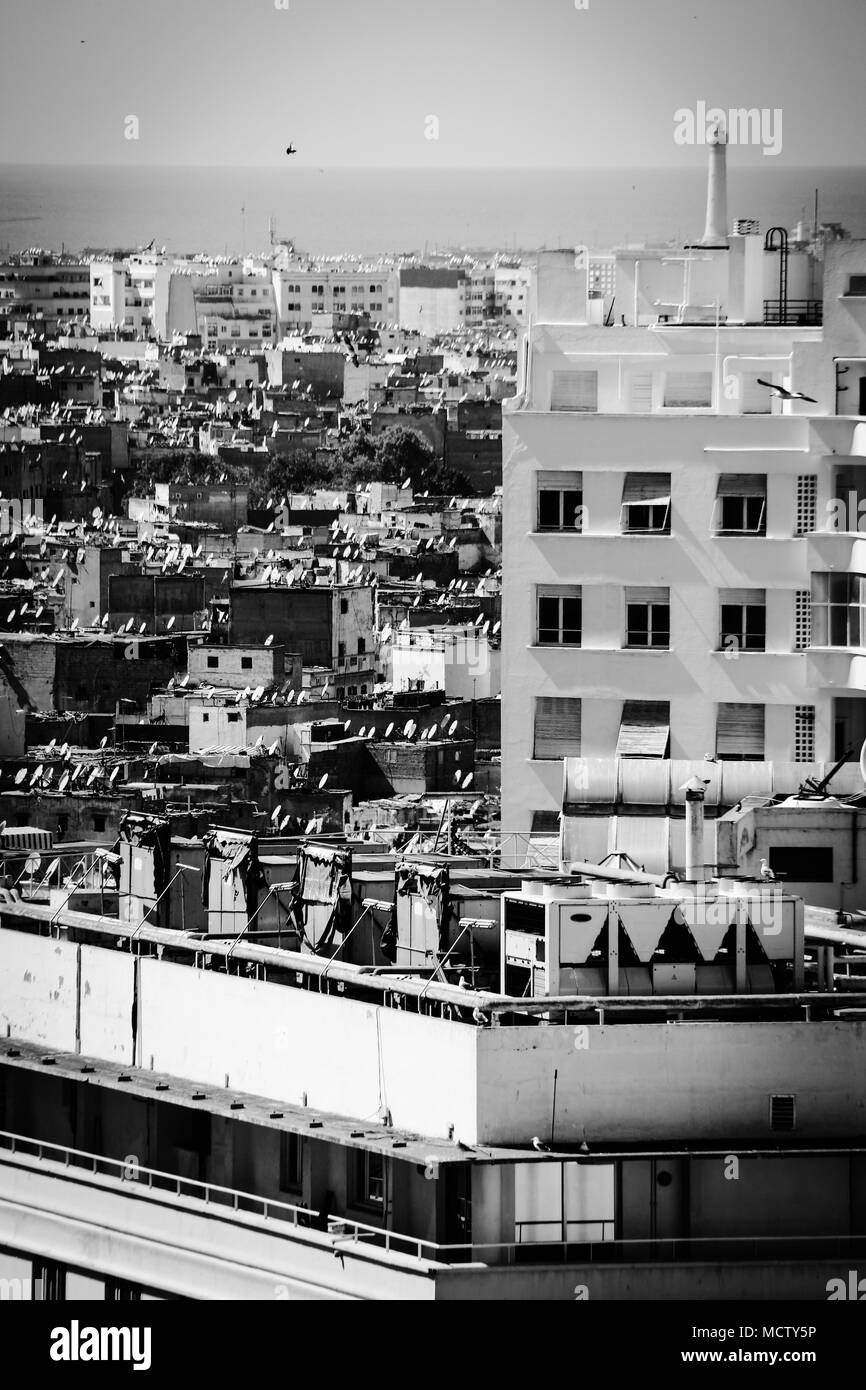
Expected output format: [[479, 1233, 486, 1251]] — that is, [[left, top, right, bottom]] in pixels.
[[391, 622, 500, 700], [494, 263, 532, 325], [501, 233, 866, 840], [273, 265, 397, 331], [196, 267, 277, 353]]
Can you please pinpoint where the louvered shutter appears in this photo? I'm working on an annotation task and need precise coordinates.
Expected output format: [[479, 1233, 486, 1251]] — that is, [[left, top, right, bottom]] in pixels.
[[716, 703, 765, 757], [663, 372, 712, 407], [550, 369, 598, 412], [534, 697, 582, 759]]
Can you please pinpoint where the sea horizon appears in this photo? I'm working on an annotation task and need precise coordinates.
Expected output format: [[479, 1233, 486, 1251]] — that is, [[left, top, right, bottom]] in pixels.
[[2, 162, 865, 259]]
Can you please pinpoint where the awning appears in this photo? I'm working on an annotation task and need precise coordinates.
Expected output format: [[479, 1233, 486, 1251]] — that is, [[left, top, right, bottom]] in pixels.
[[616, 701, 670, 758]]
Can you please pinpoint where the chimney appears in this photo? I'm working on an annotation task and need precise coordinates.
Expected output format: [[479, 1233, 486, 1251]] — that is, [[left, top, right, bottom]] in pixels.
[[700, 121, 729, 247], [681, 776, 710, 883]]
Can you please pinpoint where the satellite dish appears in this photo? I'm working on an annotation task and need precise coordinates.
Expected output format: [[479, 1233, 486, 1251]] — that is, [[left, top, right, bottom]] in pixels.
[[385, 722, 394, 738], [318, 773, 328, 789], [462, 772, 473, 789], [25, 853, 41, 875], [58, 771, 70, 791], [860, 739, 866, 787]]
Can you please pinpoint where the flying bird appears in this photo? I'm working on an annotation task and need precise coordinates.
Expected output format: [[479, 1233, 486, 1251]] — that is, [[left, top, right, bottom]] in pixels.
[[756, 378, 817, 404], [286, 144, 297, 155]]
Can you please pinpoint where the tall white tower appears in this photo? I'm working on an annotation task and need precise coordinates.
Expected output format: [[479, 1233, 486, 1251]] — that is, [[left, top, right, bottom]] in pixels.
[[700, 120, 729, 247]]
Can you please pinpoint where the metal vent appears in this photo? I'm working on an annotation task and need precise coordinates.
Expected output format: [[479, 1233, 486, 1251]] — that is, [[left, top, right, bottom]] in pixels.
[[770, 1094, 796, 1132]]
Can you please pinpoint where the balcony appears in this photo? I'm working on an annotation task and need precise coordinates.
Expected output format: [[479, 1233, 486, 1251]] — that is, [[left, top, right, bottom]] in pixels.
[[763, 299, 822, 326]]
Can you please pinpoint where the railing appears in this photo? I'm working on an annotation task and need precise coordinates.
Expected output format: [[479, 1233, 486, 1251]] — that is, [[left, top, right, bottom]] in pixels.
[[2, 1130, 865, 1270], [763, 299, 822, 326]]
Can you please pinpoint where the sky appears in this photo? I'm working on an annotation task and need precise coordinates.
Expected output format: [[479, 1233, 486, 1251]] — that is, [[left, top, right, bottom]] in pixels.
[[1, 0, 865, 169]]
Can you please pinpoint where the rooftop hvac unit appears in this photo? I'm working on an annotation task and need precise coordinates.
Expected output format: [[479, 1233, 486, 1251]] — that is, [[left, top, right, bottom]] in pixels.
[[501, 877, 803, 999]]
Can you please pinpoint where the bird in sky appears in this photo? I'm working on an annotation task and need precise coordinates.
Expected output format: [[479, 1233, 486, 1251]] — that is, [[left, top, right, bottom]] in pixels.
[[286, 144, 297, 156], [756, 378, 817, 404]]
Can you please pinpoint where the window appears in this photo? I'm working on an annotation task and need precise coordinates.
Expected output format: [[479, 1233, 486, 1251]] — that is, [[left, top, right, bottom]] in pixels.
[[713, 475, 767, 534], [357, 637, 366, 655], [794, 590, 811, 649], [663, 371, 712, 408], [241, 656, 253, 670], [533, 696, 581, 759], [794, 705, 816, 762], [202, 713, 210, 723], [279, 1133, 303, 1192], [625, 586, 670, 648], [536, 586, 581, 645], [769, 846, 832, 882], [795, 475, 817, 535], [719, 589, 766, 652], [207, 655, 219, 669], [536, 470, 583, 532], [92, 813, 107, 832], [716, 703, 765, 760], [340, 597, 348, 614], [616, 701, 670, 757], [351, 1149, 386, 1209], [621, 473, 671, 534], [550, 369, 597, 412], [338, 641, 346, 660], [811, 573, 866, 647], [846, 275, 866, 296], [227, 712, 240, 724]]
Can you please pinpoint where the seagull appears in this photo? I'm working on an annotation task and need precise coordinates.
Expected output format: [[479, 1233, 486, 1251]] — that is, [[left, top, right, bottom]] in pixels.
[[756, 378, 817, 404], [759, 857, 775, 881], [531, 1136, 551, 1153]]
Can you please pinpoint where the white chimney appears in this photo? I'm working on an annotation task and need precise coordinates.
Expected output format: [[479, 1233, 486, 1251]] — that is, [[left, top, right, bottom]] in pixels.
[[681, 776, 710, 883], [701, 121, 729, 247]]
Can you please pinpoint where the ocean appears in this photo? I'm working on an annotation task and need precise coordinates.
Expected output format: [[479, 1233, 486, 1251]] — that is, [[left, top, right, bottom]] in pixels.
[[1, 163, 865, 259]]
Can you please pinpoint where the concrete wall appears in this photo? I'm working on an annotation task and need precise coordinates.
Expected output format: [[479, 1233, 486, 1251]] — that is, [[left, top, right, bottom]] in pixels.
[[475, 1020, 866, 1146], [2, 926, 865, 1149]]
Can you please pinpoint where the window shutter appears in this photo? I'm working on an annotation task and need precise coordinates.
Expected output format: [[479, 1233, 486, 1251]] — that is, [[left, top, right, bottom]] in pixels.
[[719, 588, 765, 606], [616, 701, 670, 757], [716, 703, 765, 757], [716, 473, 767, 497], [550, 369, 598, 412], [533, 697, 582, 759], [663, 371, 712, 407], [625, 586, 669, 604], [629, 372, 653, 412], [622, 473, 672, 504], [741, 376, 772, 414]]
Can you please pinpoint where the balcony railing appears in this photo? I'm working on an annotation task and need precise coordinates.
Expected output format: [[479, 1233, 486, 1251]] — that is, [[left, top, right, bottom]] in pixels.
[[763, 299, 822, 326], [2, 1129, 866, 1270]]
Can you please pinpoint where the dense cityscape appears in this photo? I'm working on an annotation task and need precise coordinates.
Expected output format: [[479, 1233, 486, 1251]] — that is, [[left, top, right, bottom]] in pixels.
[[1, 0, 866, 1349]]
